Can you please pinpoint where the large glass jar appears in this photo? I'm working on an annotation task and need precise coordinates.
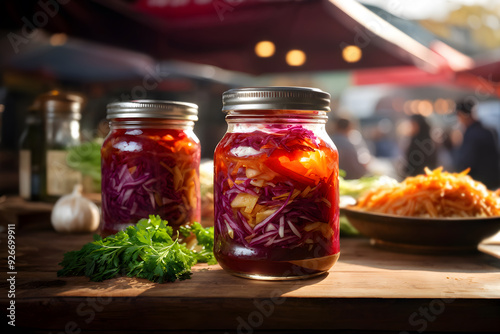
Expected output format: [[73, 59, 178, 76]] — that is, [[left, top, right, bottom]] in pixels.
[[100, 100, 200, 237], [214, 87, 340, 280]]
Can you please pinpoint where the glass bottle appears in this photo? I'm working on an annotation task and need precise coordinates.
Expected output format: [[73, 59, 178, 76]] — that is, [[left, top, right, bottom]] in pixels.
[[41, 92, 84, 201], [19, 107, 43, 200], [214, 87, 340, 280], [100, 100, 201, 237]]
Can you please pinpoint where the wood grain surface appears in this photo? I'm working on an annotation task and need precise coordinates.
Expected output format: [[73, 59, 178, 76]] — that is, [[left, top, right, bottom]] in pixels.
[[1, 224, 499, 333]]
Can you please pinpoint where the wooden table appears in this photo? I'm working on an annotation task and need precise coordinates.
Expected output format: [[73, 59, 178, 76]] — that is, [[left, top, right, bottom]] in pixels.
[[1, 224, 500, 334]]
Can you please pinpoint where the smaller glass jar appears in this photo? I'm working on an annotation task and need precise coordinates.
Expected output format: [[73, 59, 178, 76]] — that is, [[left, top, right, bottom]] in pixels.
[[41, 92, 84, 201], [214, 87, 340, 280], [100, 100, 200, 236]]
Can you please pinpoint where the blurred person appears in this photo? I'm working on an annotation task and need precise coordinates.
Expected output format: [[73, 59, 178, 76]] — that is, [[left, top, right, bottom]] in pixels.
[[401, 114, 437, 177], [369, 120, 399, 158], [331, 117, 368, 179], [454, 99, 500, 189], [435, 129, 455, 173]]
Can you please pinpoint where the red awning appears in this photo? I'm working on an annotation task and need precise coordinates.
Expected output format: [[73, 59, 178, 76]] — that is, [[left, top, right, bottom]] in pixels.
[[353, 66, 452, 86], [352, 41, 500, 97], [456, 58, 500, 96]]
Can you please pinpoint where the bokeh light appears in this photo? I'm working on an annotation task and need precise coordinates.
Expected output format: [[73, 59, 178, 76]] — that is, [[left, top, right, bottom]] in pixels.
[[255, 41, 275, 58], [50, 33, 68, 46], [342, 45, 362, 63], [418, 100, 433, 117], [286, 49, 306, 66]]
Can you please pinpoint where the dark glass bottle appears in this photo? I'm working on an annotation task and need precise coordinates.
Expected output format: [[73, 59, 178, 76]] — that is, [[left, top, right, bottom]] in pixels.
[[19, 108, 43, 200]]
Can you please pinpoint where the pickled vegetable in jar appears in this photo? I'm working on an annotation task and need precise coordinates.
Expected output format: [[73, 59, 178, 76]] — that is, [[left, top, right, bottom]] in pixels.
[[214, 87, 339, 280], [101, 100, 200, 236]]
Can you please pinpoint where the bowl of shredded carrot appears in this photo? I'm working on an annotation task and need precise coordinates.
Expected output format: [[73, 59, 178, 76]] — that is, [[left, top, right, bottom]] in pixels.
[[343, 168, 500, 253]]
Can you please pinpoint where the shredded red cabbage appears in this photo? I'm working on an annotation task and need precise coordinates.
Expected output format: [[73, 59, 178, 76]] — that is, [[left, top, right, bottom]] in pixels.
[[214, 124, 339, 254], [226, 125, 319, 157], [101, 129, 200, 235]]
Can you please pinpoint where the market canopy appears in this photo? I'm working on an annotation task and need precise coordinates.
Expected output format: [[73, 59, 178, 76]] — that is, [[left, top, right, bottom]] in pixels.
[[351, 42, 500, 97], [3, 0, 449, 75]]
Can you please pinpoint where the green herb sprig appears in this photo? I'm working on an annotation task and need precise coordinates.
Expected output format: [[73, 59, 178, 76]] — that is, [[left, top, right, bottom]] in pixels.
[[58, 215, 216, 283], [66, 139, 102, 188]]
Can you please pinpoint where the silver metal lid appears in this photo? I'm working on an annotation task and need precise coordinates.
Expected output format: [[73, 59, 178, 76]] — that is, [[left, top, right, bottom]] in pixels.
[[107, 100, 198, 121], [222, 87, 331, 112], [41, 91, 84, 119]]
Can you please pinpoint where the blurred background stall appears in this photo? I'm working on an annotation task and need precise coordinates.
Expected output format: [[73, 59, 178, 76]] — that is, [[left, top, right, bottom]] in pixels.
[[1, 0, 500, 196]]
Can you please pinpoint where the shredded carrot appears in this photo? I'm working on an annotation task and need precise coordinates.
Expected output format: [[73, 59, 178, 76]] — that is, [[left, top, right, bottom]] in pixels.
[[354, 167, 500, 217]]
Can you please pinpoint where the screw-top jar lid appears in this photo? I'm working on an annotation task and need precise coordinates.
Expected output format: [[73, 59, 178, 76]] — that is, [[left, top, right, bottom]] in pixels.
[[222, 87, 331, 112], [39, 91, 84, 118], [30, 90, 59, 111], [107, 100, 198, 121]]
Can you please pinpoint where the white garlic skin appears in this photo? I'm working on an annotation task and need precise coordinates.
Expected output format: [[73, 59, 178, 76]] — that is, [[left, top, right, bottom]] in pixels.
[[51, 185, 100, 233]]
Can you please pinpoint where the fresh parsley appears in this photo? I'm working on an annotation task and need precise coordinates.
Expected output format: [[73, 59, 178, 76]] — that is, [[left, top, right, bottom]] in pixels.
[[57, 215, 216, 283]]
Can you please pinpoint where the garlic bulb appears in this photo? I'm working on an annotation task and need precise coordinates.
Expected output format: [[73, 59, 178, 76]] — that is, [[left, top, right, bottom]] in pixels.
[[51, 184, 100, 233]]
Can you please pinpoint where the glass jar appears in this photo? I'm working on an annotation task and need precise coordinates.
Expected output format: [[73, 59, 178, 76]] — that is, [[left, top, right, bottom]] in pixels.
[[214, 87, 340, 280], [41, 92, 84, 201], [100, 100, 201, 237]]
